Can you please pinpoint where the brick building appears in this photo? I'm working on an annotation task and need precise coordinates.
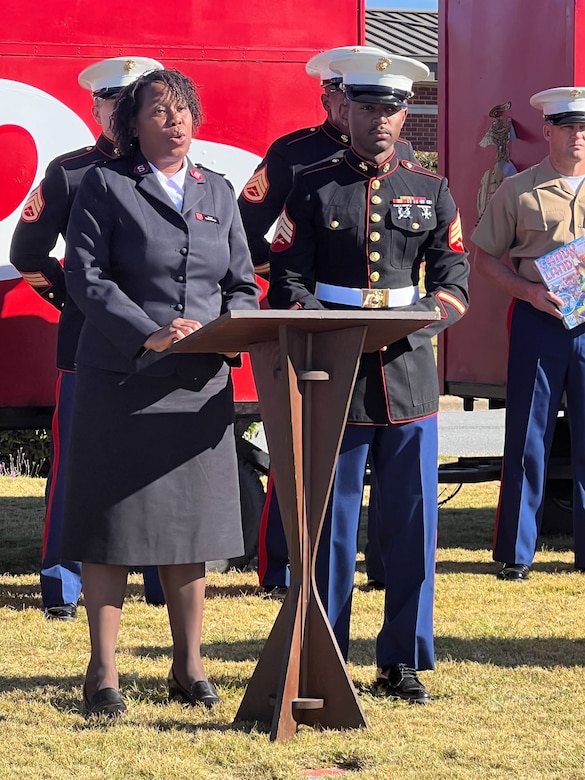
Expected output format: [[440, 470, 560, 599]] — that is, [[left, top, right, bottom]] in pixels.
[[365, 9, 438, 151]]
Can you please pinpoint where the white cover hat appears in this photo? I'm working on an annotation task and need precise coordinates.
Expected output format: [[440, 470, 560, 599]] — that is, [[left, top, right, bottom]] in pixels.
[[530, 87, 585, 124], [305, 45, 391, 85], [331, 50, 430, 105], [78, 57, 164, 97]]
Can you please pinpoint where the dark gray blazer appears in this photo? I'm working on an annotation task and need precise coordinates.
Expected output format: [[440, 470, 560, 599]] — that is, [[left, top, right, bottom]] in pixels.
[[65, 152, 259, 379]]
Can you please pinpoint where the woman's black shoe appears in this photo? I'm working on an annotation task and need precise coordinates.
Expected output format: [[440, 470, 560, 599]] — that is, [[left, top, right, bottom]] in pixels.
[[83, 685, 127, 717], [167, 668, 221, 709]]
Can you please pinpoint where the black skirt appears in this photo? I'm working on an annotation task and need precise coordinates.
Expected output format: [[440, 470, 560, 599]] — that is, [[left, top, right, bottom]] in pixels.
[[61, 364, 244, 565]]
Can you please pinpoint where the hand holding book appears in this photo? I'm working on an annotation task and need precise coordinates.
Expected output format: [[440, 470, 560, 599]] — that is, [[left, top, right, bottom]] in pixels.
[[533, 236, 585, 329]]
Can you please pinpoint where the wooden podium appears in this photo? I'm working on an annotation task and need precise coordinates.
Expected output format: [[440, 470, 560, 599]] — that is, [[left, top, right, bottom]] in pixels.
[[172, 309, 438, 741]]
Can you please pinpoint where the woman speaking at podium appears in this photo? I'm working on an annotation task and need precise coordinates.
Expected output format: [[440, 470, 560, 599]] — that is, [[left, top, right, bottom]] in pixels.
[[62, 68, 259, 716]]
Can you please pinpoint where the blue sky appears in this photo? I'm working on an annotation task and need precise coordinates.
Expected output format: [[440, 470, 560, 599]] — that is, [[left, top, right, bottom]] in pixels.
[[366, 0, 437, 8]]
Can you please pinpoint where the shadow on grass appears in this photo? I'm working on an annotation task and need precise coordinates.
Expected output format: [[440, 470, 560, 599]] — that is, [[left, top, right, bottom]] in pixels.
[[1, 494, 575, 576], [349, 634, 585, 672], [0, 582, 43, 610], [437, 506, 574, 553], [124, 580, 271, 604], [436, 558, 578, 575], [434, 634, 585, 667], [126, 641, 268, 672], [0, 580, 271, 611], [0, 495, 44, 575], [3, 558, 583, 611], [4, 619, 585, 727], [0, 673, 272, 733], [127, 632, 585, 673]]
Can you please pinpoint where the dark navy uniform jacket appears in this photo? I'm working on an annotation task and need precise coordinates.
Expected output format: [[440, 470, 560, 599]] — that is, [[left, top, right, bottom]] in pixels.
[[268, 147, 470, 423], [238, 119, 416, 277], [10, 135, 120, 371], [65, 151, 259, 379]]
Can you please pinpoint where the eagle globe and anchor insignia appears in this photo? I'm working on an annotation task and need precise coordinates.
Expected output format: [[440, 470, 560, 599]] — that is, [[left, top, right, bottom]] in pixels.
[[361, 288, 389, 308]]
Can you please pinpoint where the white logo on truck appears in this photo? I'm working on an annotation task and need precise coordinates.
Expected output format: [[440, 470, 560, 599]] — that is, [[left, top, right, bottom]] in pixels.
[[0, 80, 95, 280], [0, 81, 261, 281]]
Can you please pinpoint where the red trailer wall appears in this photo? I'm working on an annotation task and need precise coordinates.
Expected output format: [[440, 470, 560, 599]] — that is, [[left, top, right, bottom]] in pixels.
[[0, 1, 364, 413], [439, 0, 585, 400]]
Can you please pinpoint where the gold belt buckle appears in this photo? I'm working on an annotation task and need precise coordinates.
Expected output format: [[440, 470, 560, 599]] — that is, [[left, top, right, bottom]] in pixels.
[[361, 288, 389, 309]]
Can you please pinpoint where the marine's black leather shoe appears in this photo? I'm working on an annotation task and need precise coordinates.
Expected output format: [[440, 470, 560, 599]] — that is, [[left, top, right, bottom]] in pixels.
[[376, 664, 432, 704], [168, 668, 221, 709], [45, 603, 77, 621], [365, 579, 385, 591], [261, 585, 289, 601], [83, 685, 127, 717], [497, 563, 530, 581]]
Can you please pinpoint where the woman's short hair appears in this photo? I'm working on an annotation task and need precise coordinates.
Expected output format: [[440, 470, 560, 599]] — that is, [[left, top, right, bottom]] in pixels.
[[112, 69, 204, 156]]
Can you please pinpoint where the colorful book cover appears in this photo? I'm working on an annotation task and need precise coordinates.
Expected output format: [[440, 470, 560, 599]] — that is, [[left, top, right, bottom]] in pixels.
[[533, 236, 585, 329]]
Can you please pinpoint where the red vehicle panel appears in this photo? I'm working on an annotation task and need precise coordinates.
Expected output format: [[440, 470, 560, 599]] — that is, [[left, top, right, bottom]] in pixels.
[[438, 0, 585, 402], [0, 1, 364, 422]]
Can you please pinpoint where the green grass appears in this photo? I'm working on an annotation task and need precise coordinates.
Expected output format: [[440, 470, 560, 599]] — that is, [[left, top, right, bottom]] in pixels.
[[1, 475, 584, 779]]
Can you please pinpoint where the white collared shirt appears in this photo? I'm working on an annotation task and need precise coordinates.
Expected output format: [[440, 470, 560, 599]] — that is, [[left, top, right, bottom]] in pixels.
[[149, 159, 189, 211]]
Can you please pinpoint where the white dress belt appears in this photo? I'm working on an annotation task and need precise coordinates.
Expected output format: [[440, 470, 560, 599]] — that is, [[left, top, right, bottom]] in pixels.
[[315, 282, 420, 309]]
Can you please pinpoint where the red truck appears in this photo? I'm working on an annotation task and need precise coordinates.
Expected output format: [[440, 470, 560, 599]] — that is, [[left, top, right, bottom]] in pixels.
[[0, 1, 365, 563], [438, 0, 585, 532]]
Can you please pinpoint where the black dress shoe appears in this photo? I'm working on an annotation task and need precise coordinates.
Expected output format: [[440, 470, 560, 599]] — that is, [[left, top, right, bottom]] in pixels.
[[44, 603, 77, 621], [167, 668, 221, 709], [365, 579, 385, 591], [376, 664, 431, 704], [497, 563, 530, 581], [261, 585, 288, 601], [83, 685, 127, 717]]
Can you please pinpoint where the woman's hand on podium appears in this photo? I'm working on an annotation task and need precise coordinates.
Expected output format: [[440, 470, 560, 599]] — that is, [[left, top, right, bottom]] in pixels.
[[144, 318, 203, 352]]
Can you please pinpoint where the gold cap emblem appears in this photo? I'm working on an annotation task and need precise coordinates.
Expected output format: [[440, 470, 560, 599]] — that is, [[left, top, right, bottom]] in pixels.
[[124, 60, 136, 72], [571, 88, 583, 98], [376, 57, 391, 72]]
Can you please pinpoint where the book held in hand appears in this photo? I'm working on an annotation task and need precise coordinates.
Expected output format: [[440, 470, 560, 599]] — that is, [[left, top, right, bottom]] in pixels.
[[533, 236, 585, 329]]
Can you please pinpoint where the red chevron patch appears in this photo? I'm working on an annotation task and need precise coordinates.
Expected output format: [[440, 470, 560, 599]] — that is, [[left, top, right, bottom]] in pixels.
[[448, 211, 465, 252], [241, 165, 269, 203], [21, 184, 44, 222], [270, 207, 295, 252]]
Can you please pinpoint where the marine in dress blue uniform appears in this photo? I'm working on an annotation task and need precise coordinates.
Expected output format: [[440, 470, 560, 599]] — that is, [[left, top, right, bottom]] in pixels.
[[9, 56, 166, 619], [471, 87, 585, 581], [238, 46, 418, 592], [268, 50, 469, 702]]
